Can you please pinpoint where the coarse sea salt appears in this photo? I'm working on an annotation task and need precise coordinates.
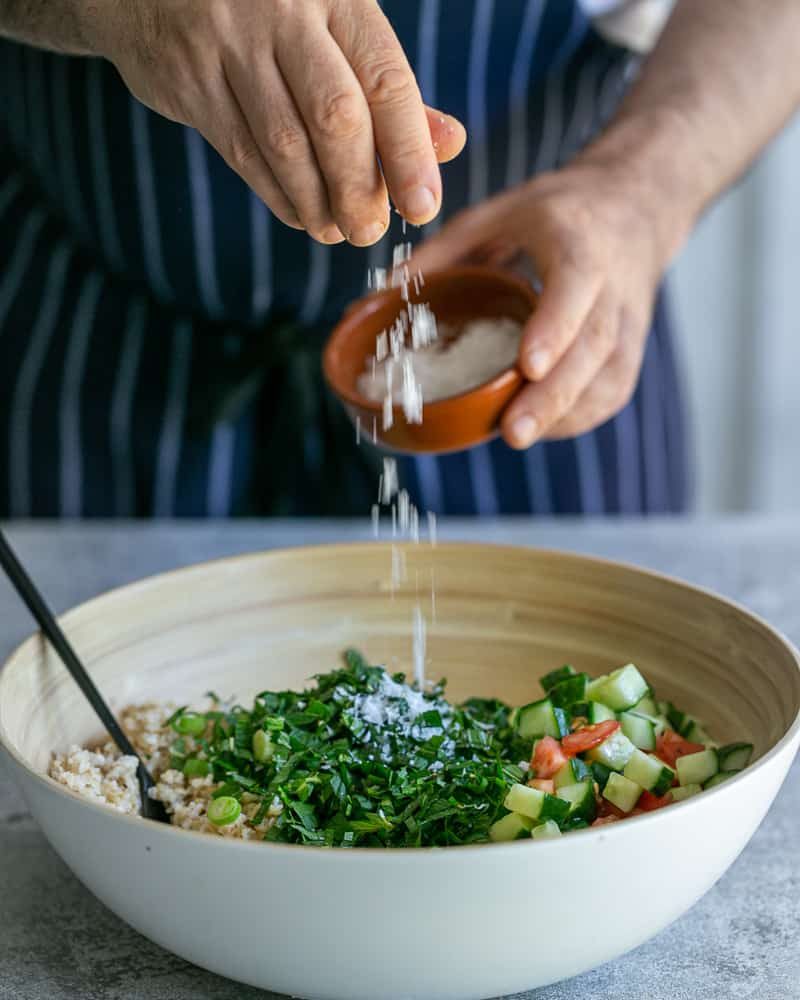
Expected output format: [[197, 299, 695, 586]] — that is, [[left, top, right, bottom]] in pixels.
[[358, 316, 522, 406]]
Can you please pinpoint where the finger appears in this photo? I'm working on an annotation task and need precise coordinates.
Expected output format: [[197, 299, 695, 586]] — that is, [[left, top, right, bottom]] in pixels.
[[425, 107, 467, 164], [332, 2, 441, 225], [546, 316, 646, 439], [518, 251, 602, 382], [501, 296, 617, 449], [275, 17, 390, 246], [199, 74, 305, 232], [224, 50, 345, 244]]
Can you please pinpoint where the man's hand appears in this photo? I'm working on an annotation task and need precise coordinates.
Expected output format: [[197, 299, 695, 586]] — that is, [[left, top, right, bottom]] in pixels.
[[96, 0, 466, 244], [411, 159, 682, 449]]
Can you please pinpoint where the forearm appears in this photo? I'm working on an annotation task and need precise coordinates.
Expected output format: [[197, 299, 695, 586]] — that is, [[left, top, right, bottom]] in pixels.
[[0, 0, 121, 55], [578, 0, 800, 259]]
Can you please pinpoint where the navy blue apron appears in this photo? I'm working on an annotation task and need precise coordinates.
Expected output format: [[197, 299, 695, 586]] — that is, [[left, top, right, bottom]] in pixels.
[[0, 0, 689, 517]]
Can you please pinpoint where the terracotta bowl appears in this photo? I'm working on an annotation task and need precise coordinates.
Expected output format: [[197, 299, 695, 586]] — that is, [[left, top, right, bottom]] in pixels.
[[1, 543, 799, 1000], [322, 266, 537, 453]]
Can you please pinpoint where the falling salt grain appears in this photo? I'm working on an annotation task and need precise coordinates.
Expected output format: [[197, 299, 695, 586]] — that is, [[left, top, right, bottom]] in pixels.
[[371, 504, 380, 537], [427, 511, 437, 546], [412, 605, 427, 690]]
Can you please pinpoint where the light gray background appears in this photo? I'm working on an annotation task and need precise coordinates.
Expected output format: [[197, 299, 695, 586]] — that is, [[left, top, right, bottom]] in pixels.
[[672, 110, 800, 512]]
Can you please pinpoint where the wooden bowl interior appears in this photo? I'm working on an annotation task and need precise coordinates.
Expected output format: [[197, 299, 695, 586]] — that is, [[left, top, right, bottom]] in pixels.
[[3, 545, 799, 775]]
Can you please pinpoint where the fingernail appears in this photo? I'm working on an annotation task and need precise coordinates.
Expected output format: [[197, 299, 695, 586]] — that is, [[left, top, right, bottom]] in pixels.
[[319, 225, 345, 244], [349, 221, 387, 246], [526, 348, 551, 379], [404, 185, 437, 222], [509, 414, 539, 449]]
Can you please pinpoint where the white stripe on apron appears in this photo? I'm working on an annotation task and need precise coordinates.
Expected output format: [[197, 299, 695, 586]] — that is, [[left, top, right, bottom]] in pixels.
[[9, 243, 72, 517], [130, 96, 173, 303], [465, 0, 500, 516], [525, 443, 554, 514], [110, 296, 147, 515], [613, 399, 642, 513], [506, 0, 545, 188], [533, 5, 587, 174], [574, 430, 606, 513], [206, 423, 237, 517], [0, 173, 24, 221], [250, 191, 273, 321], [416, 0, 442, 236], [185, 128, 225, 319], [299, 241, 331, 327], [60, 271, 104, 516], [640, 333, 669, 511], [0, 210, 46, 331], [154, 319, 193, 516]]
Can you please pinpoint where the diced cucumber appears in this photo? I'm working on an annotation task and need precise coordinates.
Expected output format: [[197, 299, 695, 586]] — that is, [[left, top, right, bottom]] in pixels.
[[540, 664, 576, 693], [632, 694, 658, 716], [531, 819, 562, 839], [717, 742, 754, 771], [623, 749, 674, 795], [671, 783, 702, 803], [618, 711, 656, 751], [553, 757, 592, 790], [516, 697, 569, 740], [603, 772, 641, 813], [504, 783, 570, 823], [548, 673, 589, 709], [556, 780, 597, 823], [591, 761, 612, 791], [585, 674, 609, 699], [627, 709, 668, 738], [489, 811, 534, 842], [570, 701, 590, 719], [588, 664, 648, 712], [586, 729, 636, 771], [683, 719, 716, 747], [676, 748, 719, 786], [588, 701, 617, 724], [704, 770, 739, 789]]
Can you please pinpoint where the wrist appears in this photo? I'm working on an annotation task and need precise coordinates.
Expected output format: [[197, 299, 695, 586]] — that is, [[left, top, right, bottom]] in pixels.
[[575, 106, 712, 265]]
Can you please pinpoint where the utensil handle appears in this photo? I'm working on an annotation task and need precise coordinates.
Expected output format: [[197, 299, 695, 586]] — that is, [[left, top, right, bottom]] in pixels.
[[0, 529, 145, 771]]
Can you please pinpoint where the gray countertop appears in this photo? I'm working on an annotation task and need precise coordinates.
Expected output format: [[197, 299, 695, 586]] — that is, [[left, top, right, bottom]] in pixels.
[[1, 516, 799, 1000]]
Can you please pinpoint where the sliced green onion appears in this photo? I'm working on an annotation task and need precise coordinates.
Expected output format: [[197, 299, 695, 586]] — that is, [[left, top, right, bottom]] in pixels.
[[183, 758, 211, 779], [252, 729, 275, 763], [208, 795, 241, 827], [171, 712, 207, 736]]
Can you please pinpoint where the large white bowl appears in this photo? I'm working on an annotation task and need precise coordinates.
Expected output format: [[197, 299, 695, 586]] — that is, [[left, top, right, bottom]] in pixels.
[[1, 544, 799, 1000]]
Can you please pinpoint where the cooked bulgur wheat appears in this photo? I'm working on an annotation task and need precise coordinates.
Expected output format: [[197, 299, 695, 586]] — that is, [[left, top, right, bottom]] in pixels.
[[48, 702, 282, 839]]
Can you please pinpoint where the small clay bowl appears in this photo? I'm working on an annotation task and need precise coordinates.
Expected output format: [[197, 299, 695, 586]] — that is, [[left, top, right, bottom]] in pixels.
[[322, 265, 537, 453]]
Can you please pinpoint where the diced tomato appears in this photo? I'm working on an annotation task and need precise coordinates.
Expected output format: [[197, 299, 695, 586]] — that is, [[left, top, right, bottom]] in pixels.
[[529, 778, 555, 794], [531, 736, 568, 779], [596, 797, 627, 820], [591, 815, 620, 827], [655, 729, 705, 769], [561, 720, 620, 756], [638, 790, 673, 812]]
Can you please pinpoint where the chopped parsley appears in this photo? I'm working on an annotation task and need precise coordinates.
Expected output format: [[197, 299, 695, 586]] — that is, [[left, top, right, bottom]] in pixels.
[[173, 649, 527, 847]]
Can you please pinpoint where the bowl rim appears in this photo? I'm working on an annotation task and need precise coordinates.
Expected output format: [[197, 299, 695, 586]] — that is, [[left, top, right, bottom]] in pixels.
[[2, 540, 799, 860], [321, 264, 533, 414]]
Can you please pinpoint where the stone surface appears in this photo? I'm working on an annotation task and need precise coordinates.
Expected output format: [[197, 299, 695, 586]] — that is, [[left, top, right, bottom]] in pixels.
[[1, 517, 798, 1000]]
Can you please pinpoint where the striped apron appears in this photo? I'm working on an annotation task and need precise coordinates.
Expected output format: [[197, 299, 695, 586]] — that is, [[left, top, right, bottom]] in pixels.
[[0, 0, 689, 517]]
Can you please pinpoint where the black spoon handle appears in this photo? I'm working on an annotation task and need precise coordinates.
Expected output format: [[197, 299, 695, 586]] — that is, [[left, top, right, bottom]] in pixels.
[[0, 529, 164, 817]]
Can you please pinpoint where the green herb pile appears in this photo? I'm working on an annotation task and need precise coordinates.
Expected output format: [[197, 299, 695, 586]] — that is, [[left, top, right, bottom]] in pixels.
[[168, 650, 528, 847]]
